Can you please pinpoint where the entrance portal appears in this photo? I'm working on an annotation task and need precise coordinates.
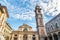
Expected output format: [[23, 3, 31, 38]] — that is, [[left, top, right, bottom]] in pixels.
[[23, 34, 27, 40]]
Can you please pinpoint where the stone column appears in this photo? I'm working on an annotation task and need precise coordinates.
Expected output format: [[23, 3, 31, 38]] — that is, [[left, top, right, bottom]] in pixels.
[[36, 35, 39, 40], [19, 34, 22, 40], [21, 35, 23, 40], [11, 36, 13, 40], [30, 35, 32, 40], [18, 34, 19, 40], [11, 34, 14, 40], [9, 36, 11, 40], [27, 35, 29, 40], [9, 36, 10, 40], [51, 34, 54, 40]]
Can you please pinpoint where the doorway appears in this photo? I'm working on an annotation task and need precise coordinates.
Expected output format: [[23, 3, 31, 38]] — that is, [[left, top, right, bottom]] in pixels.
[[23, 34, 27, 40]]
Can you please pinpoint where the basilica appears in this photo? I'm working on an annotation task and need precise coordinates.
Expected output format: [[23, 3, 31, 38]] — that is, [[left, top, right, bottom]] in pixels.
[[11, 24, 39, 40]]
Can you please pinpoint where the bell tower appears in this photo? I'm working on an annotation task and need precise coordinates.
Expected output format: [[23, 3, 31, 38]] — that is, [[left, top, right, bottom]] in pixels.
[[35, 4, 45, 40]]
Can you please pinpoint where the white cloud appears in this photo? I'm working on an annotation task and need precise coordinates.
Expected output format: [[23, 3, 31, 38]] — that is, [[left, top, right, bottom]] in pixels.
[[1, 0, 60, 23], [32, 28, 37, 31], [0, 0, 36, 21], [1, 0, 60, 30], [12, 11, 35, 20], [40, 0, 60, 16]]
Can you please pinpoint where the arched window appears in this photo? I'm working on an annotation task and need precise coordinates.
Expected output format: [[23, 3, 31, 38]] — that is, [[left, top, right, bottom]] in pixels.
[[48, 28, 50, 32], [33, 35, 35, 36], [55, 23, 59, 28], [32, 35, 35, 40], [15, 34, 17, 36], [14, 34, 17, 40], [51, 25, 53, 30], [23, 28, 28, 31]]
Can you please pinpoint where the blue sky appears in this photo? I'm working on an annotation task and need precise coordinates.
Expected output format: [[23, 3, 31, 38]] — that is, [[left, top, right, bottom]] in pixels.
[[0, 0, 60, 30]]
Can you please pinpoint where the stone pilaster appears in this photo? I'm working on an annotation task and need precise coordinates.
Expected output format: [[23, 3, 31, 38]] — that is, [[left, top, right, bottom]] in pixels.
[[36, 35, 39, 40]]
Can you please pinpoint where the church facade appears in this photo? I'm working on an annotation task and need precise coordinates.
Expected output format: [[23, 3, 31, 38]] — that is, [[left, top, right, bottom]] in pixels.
[[11, 24, 39, 40]]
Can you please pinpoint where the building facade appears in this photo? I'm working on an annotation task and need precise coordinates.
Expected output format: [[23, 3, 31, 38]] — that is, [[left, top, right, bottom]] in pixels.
[[35, 4, 46, 40], [4, 23, 12, 40], [0, 4, 12, 40], [45, 13, 60, 40], [11, 24, 39, 40]]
